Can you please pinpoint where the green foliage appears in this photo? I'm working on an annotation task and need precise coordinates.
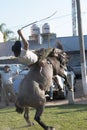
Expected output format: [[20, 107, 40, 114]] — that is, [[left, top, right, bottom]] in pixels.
[[0, 23, 16, 42], [0, 104, 87, 130]]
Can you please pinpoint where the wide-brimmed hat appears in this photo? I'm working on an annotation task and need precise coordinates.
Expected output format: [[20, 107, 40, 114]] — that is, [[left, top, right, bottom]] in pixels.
[[12, 40, 21, 52], [4, 65, 10, 68]]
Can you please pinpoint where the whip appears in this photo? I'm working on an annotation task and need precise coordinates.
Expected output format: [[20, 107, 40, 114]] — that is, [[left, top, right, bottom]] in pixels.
[[20, 11, 57, 30]]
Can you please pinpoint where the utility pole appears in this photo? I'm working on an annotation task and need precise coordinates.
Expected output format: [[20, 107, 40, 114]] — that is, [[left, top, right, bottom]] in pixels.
[[72, 0, 77, 36], [76, 0, 87, 95]]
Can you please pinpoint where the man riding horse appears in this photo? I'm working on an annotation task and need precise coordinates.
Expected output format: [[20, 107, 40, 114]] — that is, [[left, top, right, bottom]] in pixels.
[[12, 30, 71, 130]]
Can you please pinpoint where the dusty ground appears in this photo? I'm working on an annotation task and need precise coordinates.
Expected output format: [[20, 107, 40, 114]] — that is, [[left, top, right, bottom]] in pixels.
[[0, 79, 87, 108]]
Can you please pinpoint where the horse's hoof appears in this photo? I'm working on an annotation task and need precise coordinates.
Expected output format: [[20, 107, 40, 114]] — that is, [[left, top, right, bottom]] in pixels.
[[46, 126, 56, 130], [28, 122, 34, 126]]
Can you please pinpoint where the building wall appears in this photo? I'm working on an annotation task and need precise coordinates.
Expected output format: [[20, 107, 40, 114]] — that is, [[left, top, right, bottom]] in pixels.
[[0, 32, 4, 43], [68, 51, 87, 67]]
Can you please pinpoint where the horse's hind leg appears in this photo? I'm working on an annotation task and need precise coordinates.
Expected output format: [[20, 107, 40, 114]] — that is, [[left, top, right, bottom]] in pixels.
[[24, 107, 34, 126], [34, 105, 55, 130]]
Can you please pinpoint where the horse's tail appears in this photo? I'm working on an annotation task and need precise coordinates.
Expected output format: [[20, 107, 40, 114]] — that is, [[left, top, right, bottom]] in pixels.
[[15, 101, 24, 114]]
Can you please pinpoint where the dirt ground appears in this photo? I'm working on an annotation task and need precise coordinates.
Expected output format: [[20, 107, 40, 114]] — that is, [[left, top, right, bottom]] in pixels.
[[0, 79, 87, 108]]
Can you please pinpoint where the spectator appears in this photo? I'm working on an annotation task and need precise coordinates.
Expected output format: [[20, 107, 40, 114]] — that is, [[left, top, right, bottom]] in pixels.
[[0, 65, 18, 106], [49, 82, 54, 100]]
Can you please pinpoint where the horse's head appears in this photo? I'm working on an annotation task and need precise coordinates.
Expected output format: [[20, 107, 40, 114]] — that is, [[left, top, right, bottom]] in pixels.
[[48, 48, 63, 57], [47, 48, 69, 74], [36, 47, 68, 76], [47, 57, 61, 75]]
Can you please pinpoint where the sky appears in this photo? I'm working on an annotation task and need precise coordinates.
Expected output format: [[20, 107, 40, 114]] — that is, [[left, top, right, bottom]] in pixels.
[[0, 0, 87, 39]]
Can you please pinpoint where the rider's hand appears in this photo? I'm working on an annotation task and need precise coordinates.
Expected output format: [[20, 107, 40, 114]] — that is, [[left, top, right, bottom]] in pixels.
[[17, 29, 22, 36]]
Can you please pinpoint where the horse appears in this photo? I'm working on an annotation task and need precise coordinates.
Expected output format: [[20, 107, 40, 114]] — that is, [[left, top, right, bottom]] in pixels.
[[15, 48, 71, 130]]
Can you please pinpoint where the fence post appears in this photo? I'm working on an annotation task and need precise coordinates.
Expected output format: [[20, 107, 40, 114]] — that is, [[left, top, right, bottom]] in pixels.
[[67, 72, 75, 104]]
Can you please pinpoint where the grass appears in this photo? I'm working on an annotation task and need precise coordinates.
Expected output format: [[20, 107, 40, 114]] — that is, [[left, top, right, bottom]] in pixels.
[[0, 104, 87, 130]]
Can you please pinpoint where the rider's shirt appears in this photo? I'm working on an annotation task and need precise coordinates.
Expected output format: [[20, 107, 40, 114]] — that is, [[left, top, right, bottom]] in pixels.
[[18, 48, 38, 65]]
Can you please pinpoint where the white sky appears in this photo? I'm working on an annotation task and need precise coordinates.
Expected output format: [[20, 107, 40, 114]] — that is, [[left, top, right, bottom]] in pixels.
[[0, 0, 87, 39]]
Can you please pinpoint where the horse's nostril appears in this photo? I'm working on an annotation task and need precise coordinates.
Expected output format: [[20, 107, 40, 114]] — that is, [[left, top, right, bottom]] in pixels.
[[39, 61, 45, 67]]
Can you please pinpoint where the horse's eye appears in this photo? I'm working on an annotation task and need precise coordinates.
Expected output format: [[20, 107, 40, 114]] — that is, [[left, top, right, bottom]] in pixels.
[[47, 61, 50, 64], [47, 60, 51, 64]]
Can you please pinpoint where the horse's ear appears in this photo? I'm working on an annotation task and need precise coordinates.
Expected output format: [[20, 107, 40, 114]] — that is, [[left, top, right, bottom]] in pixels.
[[56, 41, 64, 50], [52, 48, 61, 57], [53, 49, 58, 57]]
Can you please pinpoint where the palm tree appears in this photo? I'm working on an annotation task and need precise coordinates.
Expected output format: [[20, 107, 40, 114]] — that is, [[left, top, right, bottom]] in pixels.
[[0, 23, 16, 42], [0, 23, 5, 31], [3, 29, 14, 42]]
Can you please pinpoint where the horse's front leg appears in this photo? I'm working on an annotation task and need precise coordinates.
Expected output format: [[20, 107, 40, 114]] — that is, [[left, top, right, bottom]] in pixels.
[[24, 107, 34, 126], [34, 105, 55, 130], [58, 70, 73, 91]]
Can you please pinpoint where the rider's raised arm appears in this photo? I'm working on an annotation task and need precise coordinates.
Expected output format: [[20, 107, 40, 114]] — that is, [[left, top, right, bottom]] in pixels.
[[17, 30, 29, 50]]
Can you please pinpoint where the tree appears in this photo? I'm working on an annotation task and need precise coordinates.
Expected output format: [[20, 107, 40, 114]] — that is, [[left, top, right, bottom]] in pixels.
[[0, 23, 16, 42]]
